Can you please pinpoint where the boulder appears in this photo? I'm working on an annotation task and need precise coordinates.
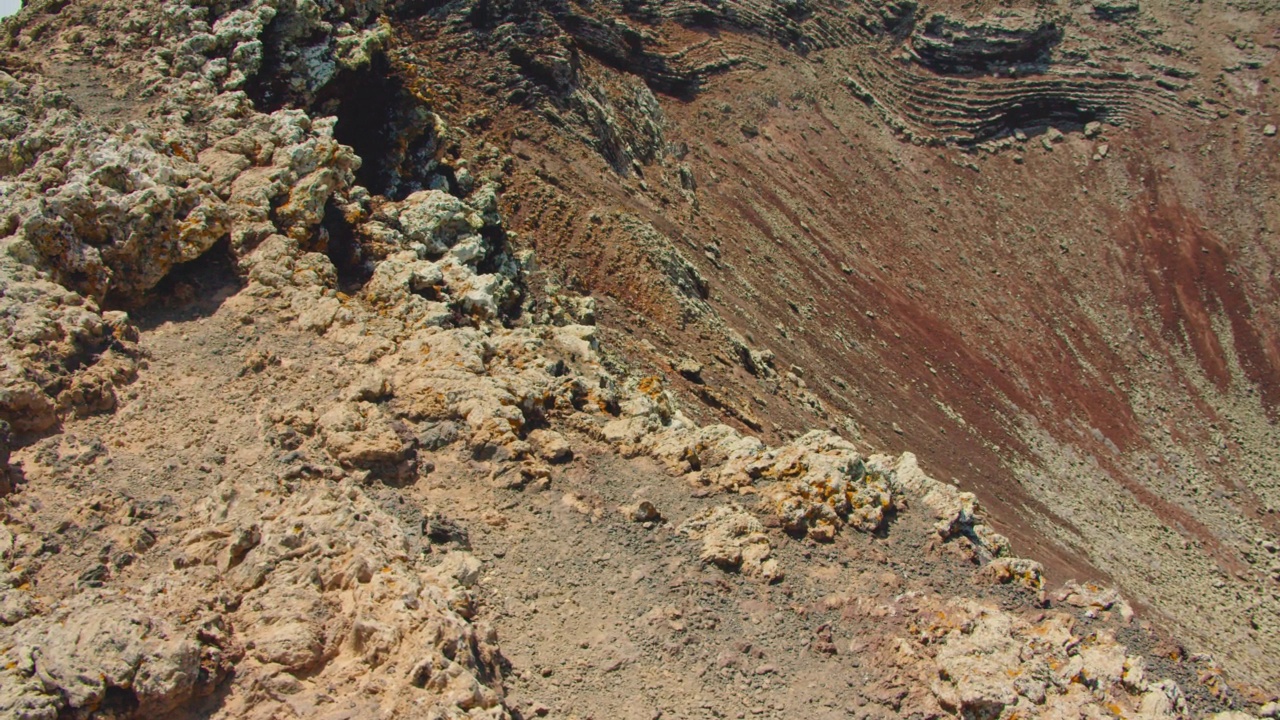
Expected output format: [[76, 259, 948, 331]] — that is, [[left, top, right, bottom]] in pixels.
[[679, 504, 781, 581]]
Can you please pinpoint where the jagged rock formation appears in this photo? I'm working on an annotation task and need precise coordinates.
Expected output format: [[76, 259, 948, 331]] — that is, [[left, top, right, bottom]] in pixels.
[[2, 481, 507, 720], [0, 184, 1231, 715], [0, 106, 1209, 714], [909, 10, 1064, 74], [0, 0, 1278, 717]]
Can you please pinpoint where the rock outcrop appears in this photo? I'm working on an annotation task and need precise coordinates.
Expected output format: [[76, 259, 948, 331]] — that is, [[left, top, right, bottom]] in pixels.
[[0, 20, 364, 435], [678, 503, 782, 581], [896, 598, 1179, 719], [910, 11, 1064, 74], [0, 476, 506, 720], [0, 0, 1277, 716], [0, 255, 141, 437]]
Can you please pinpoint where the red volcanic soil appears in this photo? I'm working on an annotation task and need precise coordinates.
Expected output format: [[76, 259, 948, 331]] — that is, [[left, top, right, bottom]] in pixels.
[[392, 3, 1280, 686], [1123, 162, 1280, 418]]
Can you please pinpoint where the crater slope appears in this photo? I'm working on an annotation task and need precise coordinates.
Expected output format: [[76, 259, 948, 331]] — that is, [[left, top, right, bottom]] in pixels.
[[0, 0, 1278, 715]]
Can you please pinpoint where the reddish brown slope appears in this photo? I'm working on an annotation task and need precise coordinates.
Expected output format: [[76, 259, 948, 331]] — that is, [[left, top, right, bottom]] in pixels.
[[376, 0, 1280, 686]]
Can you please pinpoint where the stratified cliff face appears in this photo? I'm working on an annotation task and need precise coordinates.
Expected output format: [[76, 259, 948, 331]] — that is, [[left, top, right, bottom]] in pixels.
[[0, 0, 1277, 718]]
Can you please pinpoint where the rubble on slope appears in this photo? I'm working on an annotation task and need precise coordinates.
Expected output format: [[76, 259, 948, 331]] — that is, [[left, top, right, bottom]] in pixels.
[[0, 0, 1273, 718]]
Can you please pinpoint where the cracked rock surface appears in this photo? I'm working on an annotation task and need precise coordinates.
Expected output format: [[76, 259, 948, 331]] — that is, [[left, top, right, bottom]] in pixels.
[[0, 0, 1277, 717]]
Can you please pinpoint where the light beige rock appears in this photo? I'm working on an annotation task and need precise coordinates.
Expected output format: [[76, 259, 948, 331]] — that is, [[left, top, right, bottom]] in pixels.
[[1056, 580, 1134, 622], [759, 431, 892, 538], [317, 401, 408, 470], [529, 428, 573, 463], [622, 500, 662, 522], [679, 504, 781, 581], [894, 598, 1189, 720]]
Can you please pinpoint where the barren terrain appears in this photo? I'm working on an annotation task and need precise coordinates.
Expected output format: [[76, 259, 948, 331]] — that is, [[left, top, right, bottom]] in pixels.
[[0, 0, 1278, 717]]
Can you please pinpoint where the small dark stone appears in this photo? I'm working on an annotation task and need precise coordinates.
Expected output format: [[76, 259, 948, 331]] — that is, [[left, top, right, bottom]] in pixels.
[[424, 513, 470, 548], [78, 563, 110, 588], [420, 421, 460, 451]]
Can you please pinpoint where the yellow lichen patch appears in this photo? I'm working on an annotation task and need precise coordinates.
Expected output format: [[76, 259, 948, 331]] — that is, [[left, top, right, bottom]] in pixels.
[[757, 432, 894, 539], [759, 459, 810, 482], [979, 557, 1045, 592], [636, 376, 665, 399]]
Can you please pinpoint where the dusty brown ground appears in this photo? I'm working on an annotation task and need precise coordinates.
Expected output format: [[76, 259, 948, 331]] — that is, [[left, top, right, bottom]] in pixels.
[[1, 0, 1279, 709], [9, 266, 1247, 718]]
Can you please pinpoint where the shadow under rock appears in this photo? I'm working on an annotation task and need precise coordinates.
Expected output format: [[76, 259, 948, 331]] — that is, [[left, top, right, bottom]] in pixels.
[[126, 236, 244, 332]]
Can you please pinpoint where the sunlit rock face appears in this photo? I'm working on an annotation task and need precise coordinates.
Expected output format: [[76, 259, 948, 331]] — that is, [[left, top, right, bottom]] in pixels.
[[0, 0, 1278, 717]]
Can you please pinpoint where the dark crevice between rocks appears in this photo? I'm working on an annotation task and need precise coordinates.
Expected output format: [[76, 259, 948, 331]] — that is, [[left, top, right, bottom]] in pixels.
[[432, 164, 461, 196], [475, 226, 511, 277], [514, 396, 555, 439], [90, 686, 140, 719], [320, 52, 449, 200], [390, 0, 457, 19], [241, 11, 330, 113], [322, 53, 407, 196], [238, 10, 447, 198], [870, 503, 901, 540], [984, 98, 1101, 142], [0, 419, 21, 498], [476, 224, 529, 326], [321, 201, 370, 293], [127, 237, 243, 329]]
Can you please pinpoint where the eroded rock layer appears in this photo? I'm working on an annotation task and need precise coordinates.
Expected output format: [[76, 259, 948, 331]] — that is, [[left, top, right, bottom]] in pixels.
[[0, 0, 1277, 717]]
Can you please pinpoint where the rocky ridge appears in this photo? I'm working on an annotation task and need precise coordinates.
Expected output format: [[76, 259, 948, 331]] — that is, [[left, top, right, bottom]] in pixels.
[[0, 188, 1247, 714], [0, 0, 1276, 718]]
